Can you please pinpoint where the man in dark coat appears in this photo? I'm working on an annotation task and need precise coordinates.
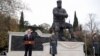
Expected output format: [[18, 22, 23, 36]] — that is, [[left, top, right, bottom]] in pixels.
[[23, 28, 35, 56], [93, 42, 100, 56]]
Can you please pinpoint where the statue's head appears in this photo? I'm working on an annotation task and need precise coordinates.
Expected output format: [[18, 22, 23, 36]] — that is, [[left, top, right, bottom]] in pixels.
[[57, 0, 62, 8]]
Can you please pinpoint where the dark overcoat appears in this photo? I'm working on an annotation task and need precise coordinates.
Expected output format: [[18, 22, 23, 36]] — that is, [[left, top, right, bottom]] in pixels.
[[50, 35, 57, 54]]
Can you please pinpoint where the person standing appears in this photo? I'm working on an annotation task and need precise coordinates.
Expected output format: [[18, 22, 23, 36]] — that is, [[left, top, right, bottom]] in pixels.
[[23, 28, 35, 56], [93, 36, 100, 56], [50, 33, 58, 56]]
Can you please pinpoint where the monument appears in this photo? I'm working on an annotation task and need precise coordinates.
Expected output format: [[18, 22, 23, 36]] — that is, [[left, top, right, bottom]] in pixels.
[[7, 0, 85, 56], [52, 0, 74, 41], [7, 31, 85, 56]]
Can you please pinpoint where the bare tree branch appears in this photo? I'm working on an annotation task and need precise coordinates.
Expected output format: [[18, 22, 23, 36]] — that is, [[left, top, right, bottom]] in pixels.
[[0, 0, 25, 16]]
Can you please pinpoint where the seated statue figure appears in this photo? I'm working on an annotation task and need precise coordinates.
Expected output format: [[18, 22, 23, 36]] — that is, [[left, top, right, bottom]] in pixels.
[[52, 0, 74, 41]]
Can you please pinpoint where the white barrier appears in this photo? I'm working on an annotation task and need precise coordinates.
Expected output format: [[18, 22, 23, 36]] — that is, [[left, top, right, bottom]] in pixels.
[[7, 30, 85, 56]]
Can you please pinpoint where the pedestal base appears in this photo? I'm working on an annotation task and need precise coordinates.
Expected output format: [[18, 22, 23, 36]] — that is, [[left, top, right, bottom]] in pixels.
[[7, 41, 85, 56], [43, 41, 85, 56]]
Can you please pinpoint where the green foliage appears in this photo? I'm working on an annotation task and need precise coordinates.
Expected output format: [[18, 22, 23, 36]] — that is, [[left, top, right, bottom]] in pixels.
[[31, 24, 50, 33], [0, 13, 19, 51], [0, 31, 8, 48], [73, 11, 79, 31], [19, 11, 25, 31], [0, 0, 25, 52], [38, 23, 50, 33]]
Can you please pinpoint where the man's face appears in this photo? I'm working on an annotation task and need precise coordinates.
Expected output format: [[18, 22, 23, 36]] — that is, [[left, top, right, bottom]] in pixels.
[[57, 1, 62, 8], [27, 29, 32, 34]]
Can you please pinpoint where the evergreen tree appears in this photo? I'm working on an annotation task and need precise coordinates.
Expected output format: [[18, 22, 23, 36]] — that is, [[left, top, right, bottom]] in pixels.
[[73, 11, 79, 31], [19, 11, 24, 31]]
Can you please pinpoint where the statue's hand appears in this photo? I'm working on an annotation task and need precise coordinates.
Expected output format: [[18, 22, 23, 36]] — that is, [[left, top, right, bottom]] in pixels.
[[63, 13, 68, 18]]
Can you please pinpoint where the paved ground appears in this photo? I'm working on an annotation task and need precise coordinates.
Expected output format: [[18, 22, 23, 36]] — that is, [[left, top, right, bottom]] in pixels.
[[0, 55, 6, 56], [0, 54, 93, 56], [87, 55, 94, 56]]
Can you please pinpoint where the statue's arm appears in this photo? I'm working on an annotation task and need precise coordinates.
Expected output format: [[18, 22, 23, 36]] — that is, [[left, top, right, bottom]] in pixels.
[[53, 8, 59, 16], [53, 8, 68, 18], [62, 9, 68, 18]]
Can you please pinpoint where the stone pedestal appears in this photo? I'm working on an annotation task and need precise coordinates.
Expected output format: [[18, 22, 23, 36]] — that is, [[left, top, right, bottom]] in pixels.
[[7, 31, 85, 56], [43, 41, 85, 56]]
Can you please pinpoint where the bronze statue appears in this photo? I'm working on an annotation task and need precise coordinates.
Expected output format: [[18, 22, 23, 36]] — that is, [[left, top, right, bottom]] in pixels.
[[52, 0, 74, 41]]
